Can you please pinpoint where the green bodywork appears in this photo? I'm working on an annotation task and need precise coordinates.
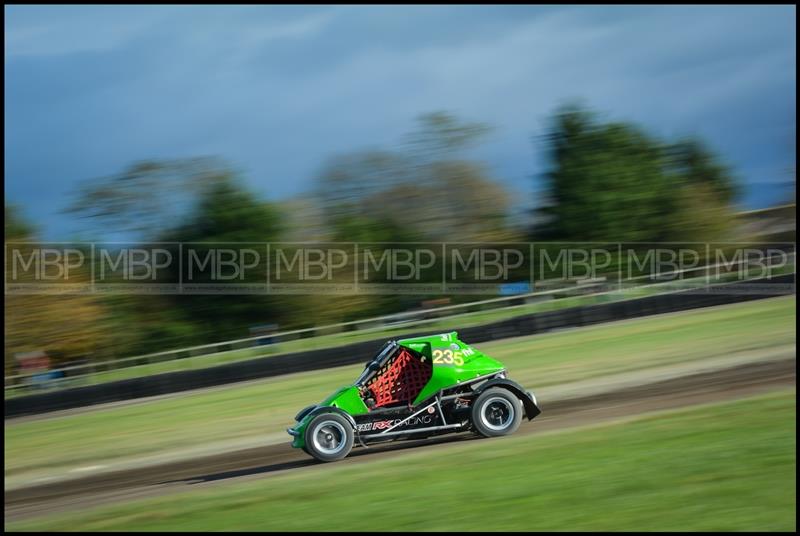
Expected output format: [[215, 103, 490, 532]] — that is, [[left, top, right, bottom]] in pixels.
[[288, 332, 505, 449]]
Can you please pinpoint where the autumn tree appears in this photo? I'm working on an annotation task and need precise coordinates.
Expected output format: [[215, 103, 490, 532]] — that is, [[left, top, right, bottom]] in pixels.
[[316, 111, 519, 242], [5, 205, 113, 373]]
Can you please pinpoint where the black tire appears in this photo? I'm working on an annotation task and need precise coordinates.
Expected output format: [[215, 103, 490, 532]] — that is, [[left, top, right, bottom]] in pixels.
[[303, 413, 354, 462], [470, 387, 523, 438]]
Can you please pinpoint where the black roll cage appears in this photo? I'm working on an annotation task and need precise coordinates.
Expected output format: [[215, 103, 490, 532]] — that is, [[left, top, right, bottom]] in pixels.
[[354, 340, 399, 387]]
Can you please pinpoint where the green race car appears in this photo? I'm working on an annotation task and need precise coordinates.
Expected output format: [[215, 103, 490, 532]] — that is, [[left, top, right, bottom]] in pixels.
[[288, 331, 541, 462]]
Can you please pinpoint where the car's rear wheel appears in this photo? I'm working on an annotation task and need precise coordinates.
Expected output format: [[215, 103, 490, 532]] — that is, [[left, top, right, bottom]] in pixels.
[[471, 388, 523, 438], [303, 413, 354, 462]]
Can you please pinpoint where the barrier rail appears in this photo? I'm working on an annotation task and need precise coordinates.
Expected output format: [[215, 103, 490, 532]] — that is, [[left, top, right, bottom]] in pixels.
[[5, 272, 795, 418], [5, 249, 795, 394]]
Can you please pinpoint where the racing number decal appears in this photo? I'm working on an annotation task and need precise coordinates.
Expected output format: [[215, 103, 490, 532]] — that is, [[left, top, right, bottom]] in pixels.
[[432, 349, 464, 366]]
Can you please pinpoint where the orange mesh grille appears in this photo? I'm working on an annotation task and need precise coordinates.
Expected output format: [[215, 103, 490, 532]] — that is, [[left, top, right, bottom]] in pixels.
[[366, 349, 431, 408]]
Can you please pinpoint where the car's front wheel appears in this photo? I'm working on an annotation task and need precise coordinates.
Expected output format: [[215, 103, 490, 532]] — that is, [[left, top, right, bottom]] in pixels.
[[303, 413, 354, 462], [470, 387, 523, 438]]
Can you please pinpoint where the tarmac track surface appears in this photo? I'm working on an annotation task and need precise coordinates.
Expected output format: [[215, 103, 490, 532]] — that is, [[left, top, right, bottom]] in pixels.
[[5, 357, 796, 522]]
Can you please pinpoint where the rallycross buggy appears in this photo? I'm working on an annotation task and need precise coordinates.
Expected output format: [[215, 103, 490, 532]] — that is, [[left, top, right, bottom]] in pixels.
[[288, 332, 541, 462]]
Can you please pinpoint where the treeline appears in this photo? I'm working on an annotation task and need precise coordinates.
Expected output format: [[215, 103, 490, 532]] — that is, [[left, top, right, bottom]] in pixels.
[[5, 105, 746, 370]]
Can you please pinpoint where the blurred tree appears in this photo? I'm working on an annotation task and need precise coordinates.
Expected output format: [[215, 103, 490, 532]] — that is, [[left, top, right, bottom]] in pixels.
[[329, 213, 416, 243], [5, 203, 35, 240], [157, 174, 287, 343], [4, 205, 113, 373], [316, 111, 519, 243], [61, 159, 291, 353], [316, 150, 414, 226], [535, 105, 738, 242], [406, 111, 492, 161], [65, 157, 234, 240], [669, 183, 737, 242], [665, 139, 738, 204], [163, 174, 283, 243], [308, 111, 520, 323], [280, 196, 329, 242]]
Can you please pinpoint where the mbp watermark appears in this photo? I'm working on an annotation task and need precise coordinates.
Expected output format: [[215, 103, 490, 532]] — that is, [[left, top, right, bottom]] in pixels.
[[445, 244, 531, 294], [91, 243, 178, 294], [180, 243, 266, 294], [4, 241, 795, 296], [269, 243, 357, 294], [5, 243, 91, 294], [622, 243, 705, 281], [357, 243, 440, 294], [533, 243, 619, 292], [709, 244, 792, 283]]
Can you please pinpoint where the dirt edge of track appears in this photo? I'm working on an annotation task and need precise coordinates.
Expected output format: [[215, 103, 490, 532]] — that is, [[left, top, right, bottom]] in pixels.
[[5, 357, 796, 523]]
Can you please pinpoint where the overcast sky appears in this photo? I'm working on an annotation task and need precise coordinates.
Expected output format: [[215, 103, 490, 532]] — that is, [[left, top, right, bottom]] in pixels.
[[5, 5, 796, 240]]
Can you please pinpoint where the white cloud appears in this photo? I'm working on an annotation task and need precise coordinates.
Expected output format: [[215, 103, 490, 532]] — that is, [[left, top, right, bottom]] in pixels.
[[4, 6, 176, 57]]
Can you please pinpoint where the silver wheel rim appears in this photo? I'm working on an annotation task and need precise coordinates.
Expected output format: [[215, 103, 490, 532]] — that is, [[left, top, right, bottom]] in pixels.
[[480, 397, 515, 431], [311, 420, 347, 455]]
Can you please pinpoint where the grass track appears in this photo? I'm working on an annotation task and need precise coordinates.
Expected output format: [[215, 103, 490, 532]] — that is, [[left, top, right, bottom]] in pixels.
[[7, 390, 796, 531]]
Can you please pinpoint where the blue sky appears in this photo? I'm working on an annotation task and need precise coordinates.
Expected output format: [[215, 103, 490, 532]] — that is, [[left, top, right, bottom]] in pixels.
[[5, 5, 796, 240]]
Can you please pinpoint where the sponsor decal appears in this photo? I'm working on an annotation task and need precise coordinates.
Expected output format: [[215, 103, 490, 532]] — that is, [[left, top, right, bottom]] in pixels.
[[357, 414, 434, 432]]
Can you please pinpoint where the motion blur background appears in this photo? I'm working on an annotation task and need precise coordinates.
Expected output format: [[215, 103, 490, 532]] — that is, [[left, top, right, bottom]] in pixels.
[[4, 4, 797, 532]]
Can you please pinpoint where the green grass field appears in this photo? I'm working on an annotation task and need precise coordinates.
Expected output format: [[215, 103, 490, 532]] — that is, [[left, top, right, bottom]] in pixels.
[[4, 296, 795, 486], [8, 390, 796, 531]]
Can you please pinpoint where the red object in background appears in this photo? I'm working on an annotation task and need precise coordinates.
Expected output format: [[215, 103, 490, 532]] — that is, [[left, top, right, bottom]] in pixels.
[[15, 350, 50, 373]]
